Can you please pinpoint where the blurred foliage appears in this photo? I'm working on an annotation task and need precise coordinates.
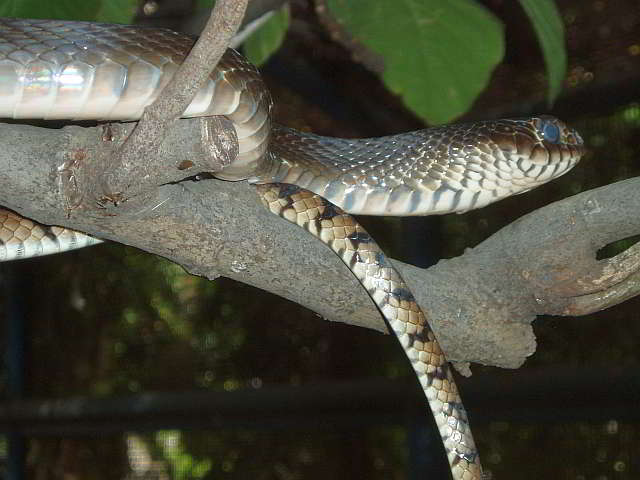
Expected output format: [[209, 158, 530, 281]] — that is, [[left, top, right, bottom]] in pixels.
[[155, 431, 212, 479], [2, 241, 414, 478], [0, 0, 137, 23], [243, 4, 290, 67], [518, 0, 567, 105], [483, 420, 638, 479]]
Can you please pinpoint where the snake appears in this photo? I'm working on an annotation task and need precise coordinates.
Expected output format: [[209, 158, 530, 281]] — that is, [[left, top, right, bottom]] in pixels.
[[0, 19, 585, 479]]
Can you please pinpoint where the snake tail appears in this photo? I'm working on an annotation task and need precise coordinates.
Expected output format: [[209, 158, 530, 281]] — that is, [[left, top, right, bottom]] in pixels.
[[0, 209, 101, 261], [257, 183, 483, 480]]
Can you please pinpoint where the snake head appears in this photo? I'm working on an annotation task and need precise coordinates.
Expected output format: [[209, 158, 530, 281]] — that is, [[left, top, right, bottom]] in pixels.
[[489, 115, 585, 167], [473, 115, 586, 199]]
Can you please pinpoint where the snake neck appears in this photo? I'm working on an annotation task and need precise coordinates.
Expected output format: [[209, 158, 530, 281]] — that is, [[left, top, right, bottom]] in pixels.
[[246, 120, 584, 216]]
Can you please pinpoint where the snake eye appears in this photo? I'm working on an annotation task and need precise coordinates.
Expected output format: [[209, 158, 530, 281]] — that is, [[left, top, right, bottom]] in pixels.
[[540, 120, 560, 143]]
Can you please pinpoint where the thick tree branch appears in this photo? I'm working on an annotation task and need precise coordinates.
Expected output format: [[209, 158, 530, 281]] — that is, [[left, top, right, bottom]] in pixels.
[[1, 120, 639, 373], [400, 176, 640, 370]]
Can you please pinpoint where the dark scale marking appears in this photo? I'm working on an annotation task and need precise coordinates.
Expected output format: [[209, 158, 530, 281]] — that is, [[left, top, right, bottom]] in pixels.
[[409, 190, 422, 213], [443, 401, 467, 416], [405, 331, 433, 351], [391, 286, 416, 302], [432, 186, 444, 207], [450, 442, 480, 464], [349, 251, 363, 269], [451, 189, 463, 212], [43, 226, 60, 242], [433, 365, 449, 380], [346, 230, 373, 250], [312, 218, 322, 234], [549, 161, 561, 177], [416, 361, 447, 387], [469, 190, 481, 209], [375, 251, 391, 269], [366, 284, 379, 295], [276, 183, 301, 199], [459, 450, 480, 463], [317, 203, 341, 220]]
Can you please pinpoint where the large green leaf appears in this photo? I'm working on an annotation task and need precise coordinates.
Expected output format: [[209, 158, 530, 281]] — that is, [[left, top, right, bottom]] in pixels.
[[0, 0, 138, 23], [326, 0, 504, 124], [243, 4, 290, 66], [518, 0, 567, 105]]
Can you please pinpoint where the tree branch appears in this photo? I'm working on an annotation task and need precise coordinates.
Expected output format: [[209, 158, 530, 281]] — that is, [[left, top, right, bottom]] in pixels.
[[1, 119, 638, 372], [400, 176, 640, 371]]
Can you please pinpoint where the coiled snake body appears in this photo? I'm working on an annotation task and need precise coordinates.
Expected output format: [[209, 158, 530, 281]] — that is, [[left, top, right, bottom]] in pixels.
[[0, 19, 585, 479]]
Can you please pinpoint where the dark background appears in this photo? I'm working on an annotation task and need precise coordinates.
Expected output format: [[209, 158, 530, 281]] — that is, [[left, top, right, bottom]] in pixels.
[[1, 0, 639, 479]]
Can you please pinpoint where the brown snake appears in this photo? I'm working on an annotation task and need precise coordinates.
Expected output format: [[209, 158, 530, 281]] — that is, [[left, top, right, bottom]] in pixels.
[[0, 19, 586, 479]]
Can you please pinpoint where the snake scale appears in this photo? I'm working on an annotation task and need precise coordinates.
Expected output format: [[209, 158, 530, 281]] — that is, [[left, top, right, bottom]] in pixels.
[[0, 19, 585, 479]]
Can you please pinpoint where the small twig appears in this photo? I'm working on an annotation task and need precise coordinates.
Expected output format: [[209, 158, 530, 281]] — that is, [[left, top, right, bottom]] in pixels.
[[104, 0, 249, 199]]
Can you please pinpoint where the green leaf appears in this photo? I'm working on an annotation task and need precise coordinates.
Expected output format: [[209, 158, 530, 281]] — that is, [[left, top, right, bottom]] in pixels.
[[0, 0, 97, 19], [0, 0, 137, 23], [243, 4, 290, 67], [326, 0, 504, 124], [518, 0, 567, 106]]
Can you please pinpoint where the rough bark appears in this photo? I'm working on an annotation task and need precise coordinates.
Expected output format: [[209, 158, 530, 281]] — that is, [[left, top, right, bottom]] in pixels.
[[1, 119, 639, 372]]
